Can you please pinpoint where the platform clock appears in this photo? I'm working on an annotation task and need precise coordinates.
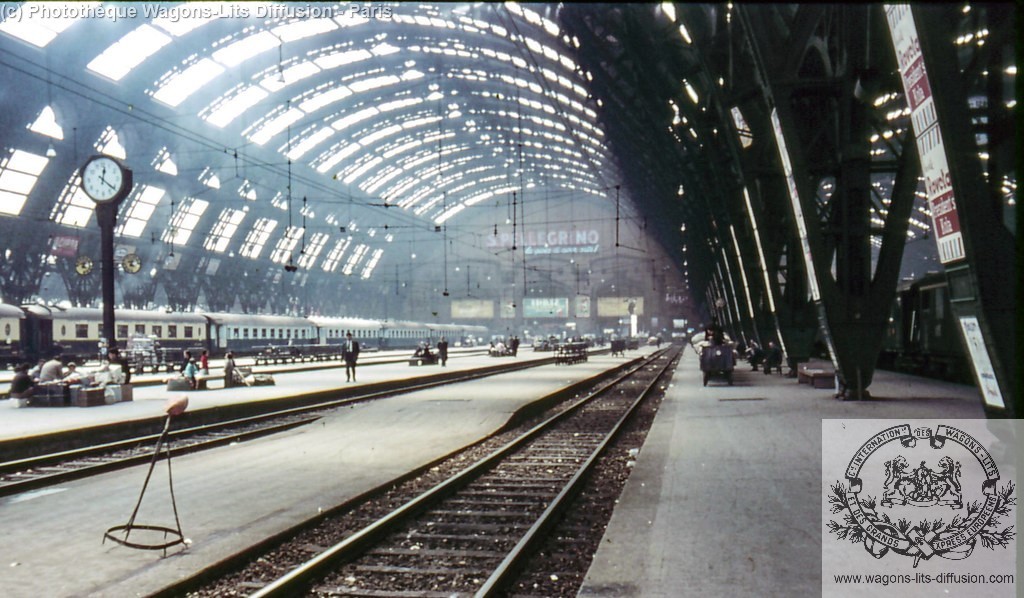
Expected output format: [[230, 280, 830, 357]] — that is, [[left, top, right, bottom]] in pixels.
[[122, 253, 142, 274], [75, 255, 93, 275], [80, 155, 131, 204]]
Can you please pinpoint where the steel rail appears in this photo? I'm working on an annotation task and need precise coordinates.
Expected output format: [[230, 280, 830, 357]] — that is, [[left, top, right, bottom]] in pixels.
[[248, 347, 675, 597]]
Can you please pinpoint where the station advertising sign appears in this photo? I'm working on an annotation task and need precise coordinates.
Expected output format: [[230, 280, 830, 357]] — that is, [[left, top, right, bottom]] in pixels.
[[574, 295, 591, 318], [451, 299, 494, 319], [885, 5, 966, 264], [487, 227, 601, 256], [523, 297, 568, 318], [957, 316, 1005, 408], [51, 235, 79, 257], [596, 296, 644, 317]]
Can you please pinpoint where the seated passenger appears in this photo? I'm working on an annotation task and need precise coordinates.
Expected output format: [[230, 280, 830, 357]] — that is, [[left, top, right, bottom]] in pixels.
[[10, 363, 35, 399]]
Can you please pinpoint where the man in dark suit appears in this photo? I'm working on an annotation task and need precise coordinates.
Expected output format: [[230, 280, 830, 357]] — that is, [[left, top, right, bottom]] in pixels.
[[437, 336, 449, 366], [343, 332, 360, 382]]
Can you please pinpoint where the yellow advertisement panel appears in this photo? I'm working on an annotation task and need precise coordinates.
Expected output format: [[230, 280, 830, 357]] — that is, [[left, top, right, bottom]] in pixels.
[[451, 299, 494, 319], [596, 296, 644, 317]]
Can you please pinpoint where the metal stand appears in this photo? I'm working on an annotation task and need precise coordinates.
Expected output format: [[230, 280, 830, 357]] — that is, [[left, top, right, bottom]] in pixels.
[[103, 413, 186, 555]]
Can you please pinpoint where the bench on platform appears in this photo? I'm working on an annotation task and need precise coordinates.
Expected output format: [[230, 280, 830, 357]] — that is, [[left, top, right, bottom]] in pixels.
[[798, 366, 836, 389]]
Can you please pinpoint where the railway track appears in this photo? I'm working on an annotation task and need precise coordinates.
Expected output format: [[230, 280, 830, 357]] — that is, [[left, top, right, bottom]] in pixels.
[[169, 346, 678, 597], [0, 349, 605, 499]]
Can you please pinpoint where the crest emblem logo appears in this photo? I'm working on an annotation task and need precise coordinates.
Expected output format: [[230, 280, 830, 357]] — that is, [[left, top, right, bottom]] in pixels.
[[827, 424, 1015, 568]]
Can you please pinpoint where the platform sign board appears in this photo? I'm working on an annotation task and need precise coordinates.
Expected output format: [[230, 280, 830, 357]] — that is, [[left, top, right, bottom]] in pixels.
[[523, 297, 568, 318], [770, 109, 822, 301], [596, 296, 644, 317], [51, 235, 79, 257], [451, 299, 494, 319], [574, 295, 591, 318], [957, 316, 1005, 409], [885, 5, 966, 264]]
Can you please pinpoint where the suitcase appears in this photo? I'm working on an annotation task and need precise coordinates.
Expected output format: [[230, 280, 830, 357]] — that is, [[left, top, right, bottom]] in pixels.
[[71, 386, 105, 407]]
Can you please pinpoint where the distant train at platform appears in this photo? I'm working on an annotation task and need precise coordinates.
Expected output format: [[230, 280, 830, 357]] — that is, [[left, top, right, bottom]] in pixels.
[[0, 305, 487, 367], [878, 272, 971, 384]]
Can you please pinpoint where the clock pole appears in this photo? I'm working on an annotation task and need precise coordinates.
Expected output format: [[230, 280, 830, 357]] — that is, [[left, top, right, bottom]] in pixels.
[[80, 155, 133, 352], [97, 201, 118, 352]]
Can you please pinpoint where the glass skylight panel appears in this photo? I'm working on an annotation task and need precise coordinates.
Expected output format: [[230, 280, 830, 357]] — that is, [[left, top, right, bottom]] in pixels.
[[260, 61, 321, 92], [212, 30, 279, 67], [332, 13, 369, 28], [314, 142, 361, 174], [153, 58, 225, 107], [299, 85, 352, 113], [152, 147, 178, 175], [162, 197, 208, 246], [203, 208, 246, 253], [331, 107, 379, 133], [269, 226, 304, 264], [204, 85, 269, 128], [383, 138, 424, 159], [50, 173, 94, 226], [297, 232, 328, 269], [150, 3, 221, 37], [272, 17, 338, 42], [0, 2, 95, 47], [238, 180, 257, 201], [95, 127, 127, 160], [342, 156, 383, 185], [314, 49, 372, 70], [286, 127, 334, 160], [0, 149, 48, 216], [117, 184, 164, 238], [28, 106, 64, 140], [239, 217, 278, 258], [322, 237, 351, 272], [249, 107, 304, 146], [199, 166, 221, 189], [342, 244, 369, 275], [359, 124, 403, 148], [348, 75, 400, 93], [360, 248, 383, 279], [87, 24, 171, 81]]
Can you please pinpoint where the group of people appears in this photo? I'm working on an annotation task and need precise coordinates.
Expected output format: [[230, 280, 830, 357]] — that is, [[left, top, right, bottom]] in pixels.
[[734, 338, 784, 373], [488, 335, 520, 357], [412, 336, 450, 366], [9, 347, 131, 402], [178, 349, 210, 390]]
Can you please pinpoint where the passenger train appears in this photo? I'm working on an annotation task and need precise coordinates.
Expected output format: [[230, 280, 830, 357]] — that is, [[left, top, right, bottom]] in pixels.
[[0, 304, 487, 367], [878, 272, 970, 383]]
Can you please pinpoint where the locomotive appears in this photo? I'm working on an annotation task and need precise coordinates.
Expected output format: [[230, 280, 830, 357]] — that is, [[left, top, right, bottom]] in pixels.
[[878, 272, 971, 383], [0, 304, 487, 368]]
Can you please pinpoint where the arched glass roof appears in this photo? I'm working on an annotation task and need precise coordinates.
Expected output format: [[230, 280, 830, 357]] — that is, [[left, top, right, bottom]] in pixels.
[[0, 1, 624, 282]]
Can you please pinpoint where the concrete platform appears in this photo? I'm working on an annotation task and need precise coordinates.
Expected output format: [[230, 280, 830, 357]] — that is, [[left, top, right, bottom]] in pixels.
[[578, 350, 987, 597], [0, 347, 544, 443], [0, 349, 653, 597]]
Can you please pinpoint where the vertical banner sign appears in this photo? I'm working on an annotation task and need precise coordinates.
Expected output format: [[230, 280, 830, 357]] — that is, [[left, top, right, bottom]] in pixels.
[[958, 316, 1005, 408], [770, 109, 822, 301], [885, 5, 966, 264]]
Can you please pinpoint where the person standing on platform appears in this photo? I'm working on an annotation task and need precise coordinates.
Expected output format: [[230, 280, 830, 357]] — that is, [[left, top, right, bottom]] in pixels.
[[437, 336, 449, 367], [224, 352, 237, 388], [199, 349, 210, 375], [183, 358, 198, 390], [107, 347, 131, 384], [180, 350, 192, 374], [343, 332, 360, 382], [510, 335, 520, 357]]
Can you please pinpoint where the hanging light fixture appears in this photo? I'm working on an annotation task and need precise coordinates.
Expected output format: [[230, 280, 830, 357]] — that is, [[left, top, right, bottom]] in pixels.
[[46, 142, 57, 158]]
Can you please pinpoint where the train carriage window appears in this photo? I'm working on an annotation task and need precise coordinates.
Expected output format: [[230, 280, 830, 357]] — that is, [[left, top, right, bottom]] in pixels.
[[75, 324, 89, 339], [243, 328, 249, 339], [233, 328, 239, 339], [184, 326, 194, 339], [61, 325, 66, 337], [301, 330, 306, 339], [135, 324, 146, 335], [262, 328, 267, 338], [4, 323, 9, 336], [168, 325, 177, 338], [117, 325, 128, 339], [152, 325, 162, 338]]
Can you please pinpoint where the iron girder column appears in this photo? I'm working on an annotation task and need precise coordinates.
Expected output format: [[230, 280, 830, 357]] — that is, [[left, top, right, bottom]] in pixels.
[[740, 5, 919, 398]]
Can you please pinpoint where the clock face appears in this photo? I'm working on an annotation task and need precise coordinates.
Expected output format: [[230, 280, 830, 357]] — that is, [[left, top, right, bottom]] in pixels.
[[122, 253, 141, 274], [75, 255, 93, 276], [81, 156, 125, 203]]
